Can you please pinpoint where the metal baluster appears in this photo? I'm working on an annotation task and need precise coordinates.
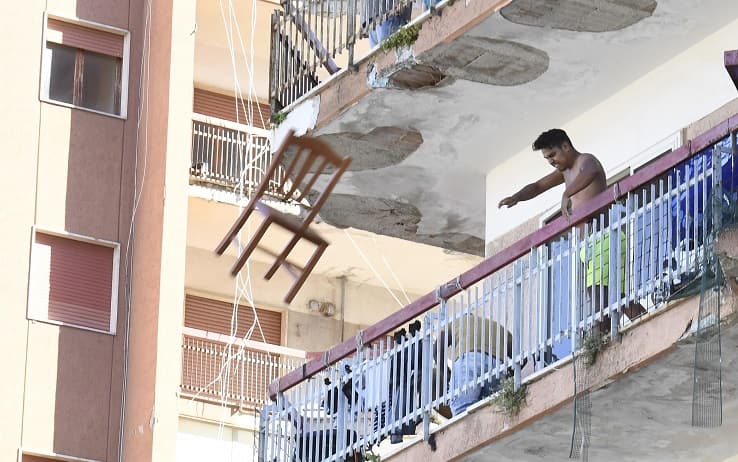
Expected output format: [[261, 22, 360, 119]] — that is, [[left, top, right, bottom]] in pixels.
[[596, 215, 604, 332], [539, 244, 549, 369], [463, 293, 470, 397], [570, 228, 580, 351], [513, 260, 522, 390], [713, 143, 723, 243], [493, 274, 501, 381], [703, 150, 709, 262], [520, 249, 534, 362], [610, 206, 620, 339], [656, 178, 665, 305], [649, 184, 657, 299], [502, 267, 509, 378], [473, 285, 481, 392], [277, 392, 286, 462], [685, 164, 693, 274], [397, 328, 407, 438], [347, 0, 355, 68], [581, 224, 588, 333], [633, 193, 642, 305]]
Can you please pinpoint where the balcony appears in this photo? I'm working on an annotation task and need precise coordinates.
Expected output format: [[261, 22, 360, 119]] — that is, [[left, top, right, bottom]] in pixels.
[[257, 0, 738, 260], [180, 326, 307, 410], [189, 114, 287, 201], [256, 114, 738, 460]]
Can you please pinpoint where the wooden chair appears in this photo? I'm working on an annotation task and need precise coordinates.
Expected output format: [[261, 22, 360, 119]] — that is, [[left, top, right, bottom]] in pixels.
[[215, 130, 351, 303]]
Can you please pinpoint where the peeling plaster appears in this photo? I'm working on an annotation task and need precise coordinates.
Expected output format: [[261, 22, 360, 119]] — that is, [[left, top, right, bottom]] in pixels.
[[500, 0, 658, 33], [317, 127, 423, 171], [272, 96, 321, 153], [421, 36, 549, 86], [317, 194, 485, 255]]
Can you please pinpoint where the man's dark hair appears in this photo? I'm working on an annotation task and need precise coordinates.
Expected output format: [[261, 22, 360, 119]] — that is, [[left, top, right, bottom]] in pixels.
[[533, 129, 572, 151]]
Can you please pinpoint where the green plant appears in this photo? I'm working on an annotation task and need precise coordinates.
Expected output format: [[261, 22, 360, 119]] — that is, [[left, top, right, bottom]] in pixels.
[[365, 451, 381, 462], [380, 24, 421, 52], [272, 111, 287, 126], [492, 377, 529, 417], [582, 331, 605, 367]]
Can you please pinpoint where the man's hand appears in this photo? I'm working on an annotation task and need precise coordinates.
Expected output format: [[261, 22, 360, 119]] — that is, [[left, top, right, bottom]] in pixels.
[[561, 194, 572, 219], [498, 195, 519, 209]]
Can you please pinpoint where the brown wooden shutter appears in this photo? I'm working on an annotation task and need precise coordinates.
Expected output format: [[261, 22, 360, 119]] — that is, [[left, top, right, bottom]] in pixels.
[[47, 17, 124, 58], [193, 88, 271, 130], [184, 294, 282, 344], [31, 233, 114, 332]]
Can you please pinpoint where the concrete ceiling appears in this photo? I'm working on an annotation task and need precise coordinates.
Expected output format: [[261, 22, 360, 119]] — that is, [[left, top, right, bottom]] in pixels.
[[312, 0, 738, 255], [461, 316, 738, 461], [194, 0, 274, 100]]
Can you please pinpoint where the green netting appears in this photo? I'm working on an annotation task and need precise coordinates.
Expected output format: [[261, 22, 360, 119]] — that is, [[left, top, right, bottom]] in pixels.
[[691, 141, 729, 428]]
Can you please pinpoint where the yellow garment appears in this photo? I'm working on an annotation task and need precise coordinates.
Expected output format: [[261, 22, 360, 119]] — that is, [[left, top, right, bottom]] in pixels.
[[579, 231, 626, 288], [449, 314, 513, 361]]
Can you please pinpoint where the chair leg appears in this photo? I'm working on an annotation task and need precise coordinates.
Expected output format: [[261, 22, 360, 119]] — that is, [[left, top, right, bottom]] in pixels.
[[230, 218, 273, 276], [284, 242, 328, 303], [265, 232, 304, 281]]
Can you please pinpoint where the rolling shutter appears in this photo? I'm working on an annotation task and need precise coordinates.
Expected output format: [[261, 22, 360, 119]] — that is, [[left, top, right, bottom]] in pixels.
[[46, 17, 125, 58], [30, 232, 115, 332], [184, 294, 282, 344], [193, 88, 271, 130]]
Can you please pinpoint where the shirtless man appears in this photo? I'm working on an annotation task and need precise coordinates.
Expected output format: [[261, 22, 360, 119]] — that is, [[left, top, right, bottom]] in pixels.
[[498, 129, 606, 219], [499, 129, 644, 335]]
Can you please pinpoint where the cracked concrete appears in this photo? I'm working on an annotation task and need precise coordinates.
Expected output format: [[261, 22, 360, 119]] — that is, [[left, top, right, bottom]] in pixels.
[[315, 194, 486, 255], [317, 127, 423, 171], [283, 126, 422, 173], [421, 36, 549, 86], [501, 0, 657, 33], [389, 64, 447, 90]]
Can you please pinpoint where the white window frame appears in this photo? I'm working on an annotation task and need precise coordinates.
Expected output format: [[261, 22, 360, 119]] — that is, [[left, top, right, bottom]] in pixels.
[[27, 226, 120, 335], [20, 448, 104, 462], [629, 129, 685, 173], [39, 12, 131, 119]]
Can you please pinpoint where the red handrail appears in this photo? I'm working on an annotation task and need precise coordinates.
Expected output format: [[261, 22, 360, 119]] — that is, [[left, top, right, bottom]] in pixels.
[[269, 111, 738, 399]]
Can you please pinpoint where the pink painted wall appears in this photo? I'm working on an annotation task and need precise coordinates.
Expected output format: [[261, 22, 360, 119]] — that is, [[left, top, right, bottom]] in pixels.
[[1, 0, 193, 460]]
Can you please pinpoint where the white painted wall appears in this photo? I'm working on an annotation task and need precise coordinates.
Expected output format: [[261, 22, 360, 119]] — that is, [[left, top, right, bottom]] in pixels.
[[177, 418, 255, 462], [485, 17, 738, 246]]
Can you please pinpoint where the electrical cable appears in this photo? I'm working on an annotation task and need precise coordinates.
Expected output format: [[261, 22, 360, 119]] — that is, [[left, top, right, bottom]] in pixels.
[[118, 1, 153, 460]]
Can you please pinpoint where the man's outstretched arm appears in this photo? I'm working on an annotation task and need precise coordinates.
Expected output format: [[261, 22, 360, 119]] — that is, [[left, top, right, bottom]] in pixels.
[[498, 170, 564, 208]]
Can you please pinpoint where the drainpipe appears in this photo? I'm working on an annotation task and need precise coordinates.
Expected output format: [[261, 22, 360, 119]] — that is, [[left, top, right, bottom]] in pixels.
[[339, 276, 347, 342]]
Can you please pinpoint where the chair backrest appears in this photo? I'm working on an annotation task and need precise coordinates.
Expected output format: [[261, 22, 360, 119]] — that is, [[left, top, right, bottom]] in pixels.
[[276, 130, 352, 225], [215, 130, 350, 255]]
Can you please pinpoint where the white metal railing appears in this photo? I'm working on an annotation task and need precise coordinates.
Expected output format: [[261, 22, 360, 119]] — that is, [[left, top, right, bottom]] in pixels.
[[258, 133, 736, 461], [180, 327, 307, 409], [190, 114, 287, 197]]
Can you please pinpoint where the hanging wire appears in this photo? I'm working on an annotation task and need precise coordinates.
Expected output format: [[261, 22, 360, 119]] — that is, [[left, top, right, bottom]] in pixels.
[[343, 229, 406, 308]]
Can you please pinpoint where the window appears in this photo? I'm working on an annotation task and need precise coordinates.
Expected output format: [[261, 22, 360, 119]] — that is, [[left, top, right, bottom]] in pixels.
[[21, 450, 102, 462], [41, 15, 129, 117], [184, 294, 283, 344], [28, 229, 119, 334]]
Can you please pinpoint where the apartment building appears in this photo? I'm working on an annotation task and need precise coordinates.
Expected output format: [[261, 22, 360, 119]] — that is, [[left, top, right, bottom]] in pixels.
[[1, 1, 478, 461], [4, 0, 738, 461], [259, 0, 738, 461]]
